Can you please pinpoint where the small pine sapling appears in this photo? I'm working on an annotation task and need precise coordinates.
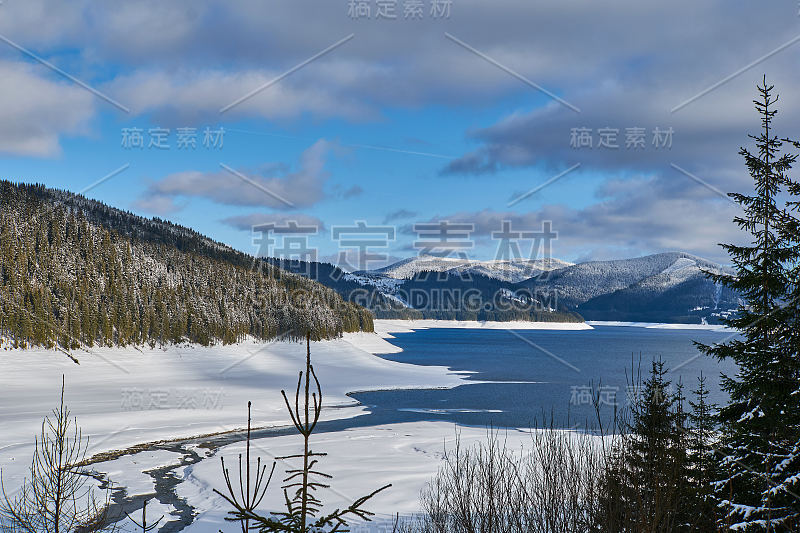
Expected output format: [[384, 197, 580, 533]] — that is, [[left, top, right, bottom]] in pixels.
[[214, 401, 276, 533], [218, 332, 392, 532]]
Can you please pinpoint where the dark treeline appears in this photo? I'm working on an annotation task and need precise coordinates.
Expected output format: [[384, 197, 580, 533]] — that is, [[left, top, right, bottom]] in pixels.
[[267, 257, 424, 320], [0, 181, 373, 349]]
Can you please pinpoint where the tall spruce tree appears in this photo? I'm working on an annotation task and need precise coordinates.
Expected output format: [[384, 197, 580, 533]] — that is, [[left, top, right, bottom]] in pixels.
[[697, 77, 800, 530], [685, 373, 720, 530], [598, 359, 688, 532], [771, 113, 800, 529]]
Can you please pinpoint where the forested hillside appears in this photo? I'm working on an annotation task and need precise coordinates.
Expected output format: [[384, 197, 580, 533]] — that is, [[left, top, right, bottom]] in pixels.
[[0, 181, 373, 349], [267, 258, 424, 319]]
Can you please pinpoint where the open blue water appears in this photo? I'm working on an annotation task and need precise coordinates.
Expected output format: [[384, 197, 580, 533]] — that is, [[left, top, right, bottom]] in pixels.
[[350, 325, 738, 430]]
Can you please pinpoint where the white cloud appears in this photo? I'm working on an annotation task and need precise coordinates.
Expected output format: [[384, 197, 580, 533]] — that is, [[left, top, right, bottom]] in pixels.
[[2, 0, 799, 163], [407, 173, 747, 263], [0, 61, 94, 156], [135, 140, 331, 213], [104, 69, 373, 124]]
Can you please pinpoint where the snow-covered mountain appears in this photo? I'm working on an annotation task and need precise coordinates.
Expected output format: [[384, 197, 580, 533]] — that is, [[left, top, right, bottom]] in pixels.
[[328, 251, 739, 324], [367, 255, 573, 283], [521, 252, 739, 324], [522, 253, 725, 304]]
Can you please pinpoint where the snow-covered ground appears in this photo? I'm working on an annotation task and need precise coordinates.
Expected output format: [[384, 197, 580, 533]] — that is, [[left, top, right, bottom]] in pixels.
[[0, 318, 597, 531], [0, 329, 464, 491], [179, 422, 553, 532]]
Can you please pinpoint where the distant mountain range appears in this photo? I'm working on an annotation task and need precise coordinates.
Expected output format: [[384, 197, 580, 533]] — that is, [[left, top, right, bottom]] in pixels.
[[282, 252, 740, 325], [364, 255, 574, 283]]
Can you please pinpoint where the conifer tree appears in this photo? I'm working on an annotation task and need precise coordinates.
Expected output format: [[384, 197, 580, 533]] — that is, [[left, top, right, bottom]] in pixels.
[[685, 373, 720, 530], [697, 77, 800, 530], [217, 333, 391, 532], [772, 134, 800, 522], [598, 359, 688, 532], [0, 376, 114, 531]]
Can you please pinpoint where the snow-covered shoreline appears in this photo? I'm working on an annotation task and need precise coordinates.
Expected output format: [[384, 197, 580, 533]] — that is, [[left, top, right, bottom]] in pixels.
[[4, 318, 596, 486], [371, 318, 593, 337], [0, 318, 717, 480], [0, 334, 466, 492], [370, 318, 730, 336], [586, 320, 731, 331], [0, 327, 584, 531]]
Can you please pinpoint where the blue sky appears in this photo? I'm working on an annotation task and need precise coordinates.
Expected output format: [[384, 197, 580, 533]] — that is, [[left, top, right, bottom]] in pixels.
[[2, 1, 800, 268]]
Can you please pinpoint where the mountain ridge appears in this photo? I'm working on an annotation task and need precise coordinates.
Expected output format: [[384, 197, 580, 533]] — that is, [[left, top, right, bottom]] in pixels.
[[354, 251, 739, 324], [365, 255, 573, 282]]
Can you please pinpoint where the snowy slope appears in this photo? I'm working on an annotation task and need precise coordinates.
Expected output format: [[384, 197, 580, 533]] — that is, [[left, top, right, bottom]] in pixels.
[[519, 252, 739, 323], [369, 255, 572, 282], [454, 258, 575, 283], [524, 252, 732, 305]]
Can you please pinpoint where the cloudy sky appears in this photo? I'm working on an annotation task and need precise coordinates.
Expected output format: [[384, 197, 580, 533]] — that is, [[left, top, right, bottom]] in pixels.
[[2, 1, 800, 267]]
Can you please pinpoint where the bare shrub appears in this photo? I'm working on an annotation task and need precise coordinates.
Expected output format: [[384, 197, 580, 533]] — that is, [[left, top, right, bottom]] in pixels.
[[402, 425, 604, 533], [402, 359, 722, 532]]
